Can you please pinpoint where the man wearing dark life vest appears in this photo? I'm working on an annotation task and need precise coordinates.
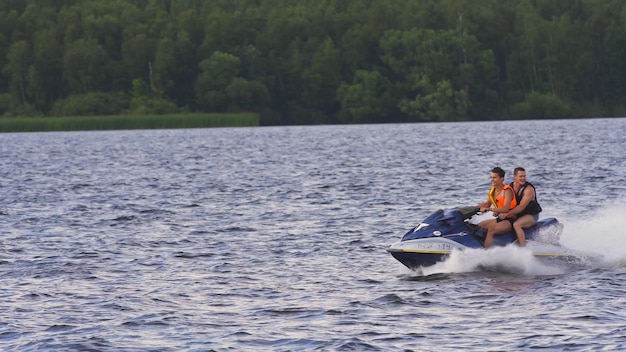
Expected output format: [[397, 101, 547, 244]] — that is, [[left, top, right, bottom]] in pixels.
[[501, 167, 542, 247], [476, 167, 518, 248]]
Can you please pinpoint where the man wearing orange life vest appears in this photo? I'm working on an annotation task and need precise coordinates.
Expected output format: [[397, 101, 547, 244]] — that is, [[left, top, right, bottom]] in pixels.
[[476, 166, 518, 248]]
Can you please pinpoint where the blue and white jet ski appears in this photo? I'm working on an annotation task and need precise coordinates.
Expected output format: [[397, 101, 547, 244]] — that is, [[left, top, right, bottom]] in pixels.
[[387, 206, 596, 270]]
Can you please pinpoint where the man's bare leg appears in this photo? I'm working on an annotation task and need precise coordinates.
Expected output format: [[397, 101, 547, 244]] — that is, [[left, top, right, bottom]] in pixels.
[[512, 214, 536, 247]]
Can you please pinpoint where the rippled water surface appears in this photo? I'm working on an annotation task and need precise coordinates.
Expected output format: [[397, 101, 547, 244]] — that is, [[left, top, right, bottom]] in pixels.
[[1, 119, 625, 351]]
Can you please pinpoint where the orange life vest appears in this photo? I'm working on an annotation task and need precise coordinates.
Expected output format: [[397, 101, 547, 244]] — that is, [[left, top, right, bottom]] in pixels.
[[488, 184, 518, 210]]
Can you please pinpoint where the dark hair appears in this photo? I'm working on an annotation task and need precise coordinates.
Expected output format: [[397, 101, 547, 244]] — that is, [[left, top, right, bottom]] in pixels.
[[491, 166, 505, 178], [514, 167, 526, 175]]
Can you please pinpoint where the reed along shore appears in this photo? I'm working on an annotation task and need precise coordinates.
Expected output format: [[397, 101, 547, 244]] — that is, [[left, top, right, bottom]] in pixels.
[[0, 113, 259, 132]]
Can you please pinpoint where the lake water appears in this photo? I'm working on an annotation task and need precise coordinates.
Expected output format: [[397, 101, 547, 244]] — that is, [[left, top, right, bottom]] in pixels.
[[1, 118, 625, 351]]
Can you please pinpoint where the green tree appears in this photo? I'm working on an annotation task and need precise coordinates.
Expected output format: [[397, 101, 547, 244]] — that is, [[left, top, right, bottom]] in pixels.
[[399, 76, 470, 121], [0, 9, 19, 92], [337, 70, 391, 123], [224, 78, 270, 112], [127, 77, 177, 114], [4, 40, 31, 106], [121, 33, 156, 85], [380, 27, 493, 121], [50, 91, 129, 116], [32, 28, 63, 112], [152, 32, 197, 107], [63, 38, 108, 94], [195, 51, 241, 111], [300, 37, 342, 122], [510, 91, 570, 119]]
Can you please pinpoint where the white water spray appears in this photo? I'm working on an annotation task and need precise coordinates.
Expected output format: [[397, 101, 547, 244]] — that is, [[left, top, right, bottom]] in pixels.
[[559, 203, 626, 266], [418, 246, 565, 276]]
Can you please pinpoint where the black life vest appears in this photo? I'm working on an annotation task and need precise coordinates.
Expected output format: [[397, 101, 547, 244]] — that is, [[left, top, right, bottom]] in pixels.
[[509, 181, 542, 215]]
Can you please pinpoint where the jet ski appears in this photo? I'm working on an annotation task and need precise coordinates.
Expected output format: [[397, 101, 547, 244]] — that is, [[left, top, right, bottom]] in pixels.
[[387, 206, 597, 270]]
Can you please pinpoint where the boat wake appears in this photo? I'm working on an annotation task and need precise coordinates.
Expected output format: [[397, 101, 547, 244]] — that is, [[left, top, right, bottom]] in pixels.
[[559, 204, 626, 268]]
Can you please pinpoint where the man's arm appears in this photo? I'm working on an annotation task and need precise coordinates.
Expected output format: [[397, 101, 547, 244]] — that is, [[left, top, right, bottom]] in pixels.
[[507, 186, 534, 217], [478, 198, 491, 211]]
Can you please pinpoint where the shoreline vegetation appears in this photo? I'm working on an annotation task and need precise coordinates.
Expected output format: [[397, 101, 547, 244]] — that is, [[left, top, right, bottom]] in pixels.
[[0, 113, 259, 133], [3, 1, 626, 125], [3, 114, 619, 133]]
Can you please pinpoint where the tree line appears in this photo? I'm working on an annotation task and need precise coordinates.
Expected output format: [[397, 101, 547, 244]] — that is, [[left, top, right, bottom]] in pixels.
[[1, 0, 625, 125]]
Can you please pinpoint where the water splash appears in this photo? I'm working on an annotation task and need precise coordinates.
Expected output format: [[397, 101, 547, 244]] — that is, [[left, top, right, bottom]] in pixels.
[[559, 203, 626, 266], [417, 246, 565, 276]]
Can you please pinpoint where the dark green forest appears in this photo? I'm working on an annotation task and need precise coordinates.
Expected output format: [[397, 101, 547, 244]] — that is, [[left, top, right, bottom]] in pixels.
[[2, 0, 626, 125]]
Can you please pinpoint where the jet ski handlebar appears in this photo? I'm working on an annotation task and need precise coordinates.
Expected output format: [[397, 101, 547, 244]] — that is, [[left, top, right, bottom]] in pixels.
[[457, 206, 481, 220]]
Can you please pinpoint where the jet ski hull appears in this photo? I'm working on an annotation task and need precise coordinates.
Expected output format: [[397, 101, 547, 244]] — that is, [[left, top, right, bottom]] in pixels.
[[388, 251, 447, 269], [387, 237, 463, 268]]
